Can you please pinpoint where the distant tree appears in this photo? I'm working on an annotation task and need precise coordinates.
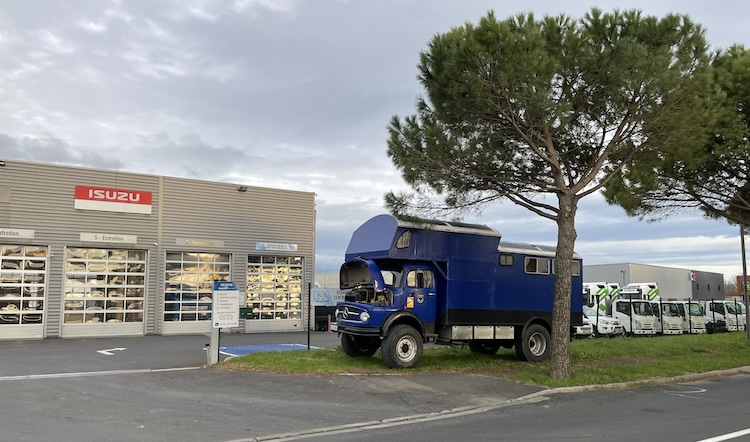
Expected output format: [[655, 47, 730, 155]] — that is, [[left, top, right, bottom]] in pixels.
[[725, 278, 739, 297], [386, 8, 712, 379], [603, 46, 750, 226]]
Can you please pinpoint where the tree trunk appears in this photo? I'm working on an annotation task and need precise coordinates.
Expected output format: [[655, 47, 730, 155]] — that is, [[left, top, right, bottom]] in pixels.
[[549, 192, 578, 379]]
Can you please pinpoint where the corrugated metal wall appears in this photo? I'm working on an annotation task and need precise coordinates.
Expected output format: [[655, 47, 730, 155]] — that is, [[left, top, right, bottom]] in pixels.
[[159, 176, 315, 334], [1, 161, 160, 338], [0, 159, 315, 339]]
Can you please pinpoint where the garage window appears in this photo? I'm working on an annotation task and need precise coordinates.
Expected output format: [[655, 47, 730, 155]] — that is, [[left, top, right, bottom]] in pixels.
[[164, 252, 230, 322]]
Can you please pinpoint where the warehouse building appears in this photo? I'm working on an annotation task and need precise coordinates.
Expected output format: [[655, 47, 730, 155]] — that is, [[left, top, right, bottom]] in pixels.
[[0, 159, 315, 340], [584, 263, 725, 301]]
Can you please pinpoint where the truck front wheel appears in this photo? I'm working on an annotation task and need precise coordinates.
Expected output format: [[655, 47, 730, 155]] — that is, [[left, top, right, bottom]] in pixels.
[[381, 324, 423, 368], [515, 324, 550, 362], [341, 334, 380, 357]]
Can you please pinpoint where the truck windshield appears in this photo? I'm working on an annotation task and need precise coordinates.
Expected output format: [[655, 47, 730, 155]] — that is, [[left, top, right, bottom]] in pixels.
[[380, 268, 403, 287], [688, 303, 702, 316], [632, 301, 653, 316], [663, 304, 680, 317], [726, 303, 740, 314]]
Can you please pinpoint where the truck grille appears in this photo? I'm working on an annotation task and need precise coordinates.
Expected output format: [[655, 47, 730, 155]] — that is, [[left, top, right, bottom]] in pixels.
[[338, 305, 364, 322]]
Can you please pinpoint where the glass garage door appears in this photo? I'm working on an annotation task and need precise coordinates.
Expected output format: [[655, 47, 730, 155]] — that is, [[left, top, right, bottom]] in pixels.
[[244, 255, 304, 332], [62, 247, 146, 337], [0, 245, 47, 339], [162, 252, 230, 334]]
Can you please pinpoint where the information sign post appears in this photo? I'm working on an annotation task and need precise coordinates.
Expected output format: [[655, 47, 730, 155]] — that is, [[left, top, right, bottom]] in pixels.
[[208, 281, 239, 364]]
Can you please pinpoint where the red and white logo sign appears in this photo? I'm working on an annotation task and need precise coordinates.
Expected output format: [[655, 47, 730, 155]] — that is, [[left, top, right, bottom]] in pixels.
[[74, 186, 153, 215]]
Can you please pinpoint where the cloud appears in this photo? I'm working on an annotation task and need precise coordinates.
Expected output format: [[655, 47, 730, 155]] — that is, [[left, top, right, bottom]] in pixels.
[[1, 0, 748, 279]]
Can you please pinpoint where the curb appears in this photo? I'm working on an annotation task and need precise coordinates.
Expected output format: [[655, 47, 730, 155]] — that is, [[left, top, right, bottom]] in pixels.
[[516, 365, 750, 401]]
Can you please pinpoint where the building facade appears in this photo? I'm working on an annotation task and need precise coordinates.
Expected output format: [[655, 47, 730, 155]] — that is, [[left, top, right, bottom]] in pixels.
[[584, 263, 724, 301], [0, 159, 315, 339]]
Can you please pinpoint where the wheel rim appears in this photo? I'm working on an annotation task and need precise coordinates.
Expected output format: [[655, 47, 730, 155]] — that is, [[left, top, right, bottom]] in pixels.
[[528, 331, 547, 357], [396, 335, 417, 362]]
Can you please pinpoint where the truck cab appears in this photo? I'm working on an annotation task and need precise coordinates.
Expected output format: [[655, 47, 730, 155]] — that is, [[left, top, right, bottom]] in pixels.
[[671, 300, 706, 334], [652, 301, 683, 335], [609, 298, 657, 335], [620, 282, 659, 301], [701, 300, 746, 332], [582, 282, 609, 313]]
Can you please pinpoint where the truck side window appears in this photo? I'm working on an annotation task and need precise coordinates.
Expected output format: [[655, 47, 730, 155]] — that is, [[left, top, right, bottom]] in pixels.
[[396, 231, 412, 249], [551, 259, 581, 276], [524, 257, 550, 275], [617, 302, 630, 316], [406, 270, 434, 288], [710, 303, 722, 314], [499, 254, 513, 266]]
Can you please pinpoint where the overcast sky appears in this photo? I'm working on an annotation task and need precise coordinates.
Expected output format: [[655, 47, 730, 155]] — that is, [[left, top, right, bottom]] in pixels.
[[1, 0, 748, 282]]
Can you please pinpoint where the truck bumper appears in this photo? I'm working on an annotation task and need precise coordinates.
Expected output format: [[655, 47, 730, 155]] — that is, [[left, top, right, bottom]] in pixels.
[[334, 323, 381, 338], [662, 329, 682, 335], [632, 329, 656, 335]]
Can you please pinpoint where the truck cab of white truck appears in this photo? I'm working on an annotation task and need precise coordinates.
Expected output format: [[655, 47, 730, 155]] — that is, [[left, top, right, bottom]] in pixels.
[[652, 301, 684, 335], [582, 282, 609, 313], [609, 297, 657, 335], [701, 300, 746, 332], [671, 300, 707, 334]]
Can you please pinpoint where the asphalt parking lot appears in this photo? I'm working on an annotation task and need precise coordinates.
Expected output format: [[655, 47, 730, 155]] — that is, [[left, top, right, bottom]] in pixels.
[[0, 332, 544, 442]]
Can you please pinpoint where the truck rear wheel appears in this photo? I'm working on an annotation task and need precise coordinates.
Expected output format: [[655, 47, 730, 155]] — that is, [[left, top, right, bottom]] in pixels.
[[341, 334, 380, 357], [515, 324, 550, 362], [381, 324, 422, 368], [468, 341, 501, 354]]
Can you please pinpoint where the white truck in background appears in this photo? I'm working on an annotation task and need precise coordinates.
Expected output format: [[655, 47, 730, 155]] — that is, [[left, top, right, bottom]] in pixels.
[[609, 297, 657, 336], [621, 282, 659, 301], [701, 300, 746, 332], [607, 283, 621, 299], [673, 300, 707, 334], [652, 301, 684, 335], [583, 282, 610, 313], [583, 282, 621, 316]]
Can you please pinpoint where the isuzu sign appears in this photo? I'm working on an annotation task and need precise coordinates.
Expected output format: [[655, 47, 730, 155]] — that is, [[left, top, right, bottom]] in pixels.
[[74, 186, 153, 214]]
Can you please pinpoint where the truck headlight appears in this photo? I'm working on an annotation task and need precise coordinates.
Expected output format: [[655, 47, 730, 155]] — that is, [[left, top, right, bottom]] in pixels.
[[359, 311, 370, 322], [634, 320, 643, 329]]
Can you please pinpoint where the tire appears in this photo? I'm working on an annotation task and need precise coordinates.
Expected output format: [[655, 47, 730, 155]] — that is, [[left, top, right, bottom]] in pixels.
[[468, 341, 501, 354], [340, 334, 380, 357], [515, 324, 551, 362], [381, 324, 423, 368]]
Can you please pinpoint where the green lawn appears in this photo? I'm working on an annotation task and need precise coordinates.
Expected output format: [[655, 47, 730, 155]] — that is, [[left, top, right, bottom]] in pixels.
[[219, 332, 750, 388]]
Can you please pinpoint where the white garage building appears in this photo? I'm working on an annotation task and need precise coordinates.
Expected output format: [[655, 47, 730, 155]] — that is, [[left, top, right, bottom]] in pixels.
[[0, 159, 315, 340]]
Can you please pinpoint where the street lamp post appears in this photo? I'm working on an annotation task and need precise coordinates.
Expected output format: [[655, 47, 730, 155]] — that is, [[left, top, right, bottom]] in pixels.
[[741, 225, 749, 340]]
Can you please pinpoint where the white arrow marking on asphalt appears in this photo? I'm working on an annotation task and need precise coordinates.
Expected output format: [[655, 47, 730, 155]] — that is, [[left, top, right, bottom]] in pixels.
[[97, 347, 127, 356]]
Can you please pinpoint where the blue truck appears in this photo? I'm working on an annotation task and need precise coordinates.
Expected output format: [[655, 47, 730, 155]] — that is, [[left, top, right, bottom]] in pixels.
[[333, 214, 584, 368]]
